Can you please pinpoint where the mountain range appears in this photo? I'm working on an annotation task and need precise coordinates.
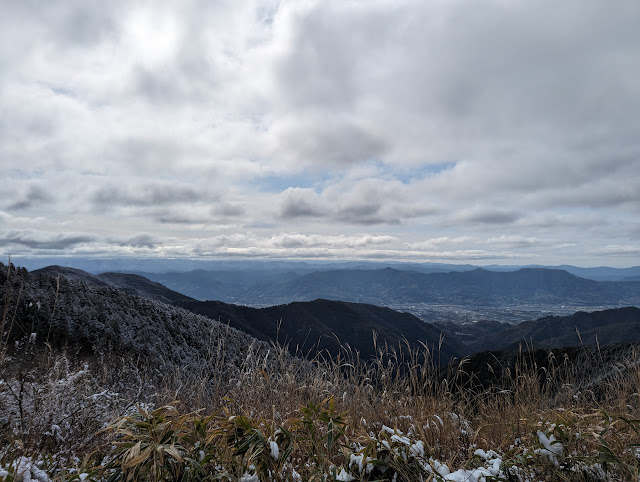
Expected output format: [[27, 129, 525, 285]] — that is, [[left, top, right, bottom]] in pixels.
[[236, 267, 640, 306], [26, 264, 465, 362], [135, 266, 640, 308], [26, 264, 640, 361], [13, 256, 640, 280]]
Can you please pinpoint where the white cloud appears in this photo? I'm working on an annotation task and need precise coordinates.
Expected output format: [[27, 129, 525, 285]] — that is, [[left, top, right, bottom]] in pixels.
[[591, 245, 640, 257], [267, 233, 396, 249], [407, 237, 473, 251], [1, 0, 639, 266]]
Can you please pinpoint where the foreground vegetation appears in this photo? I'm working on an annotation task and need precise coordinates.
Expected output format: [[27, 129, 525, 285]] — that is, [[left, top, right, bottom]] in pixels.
[[3, 263, 640, 480], [4, 339, 640, 480]]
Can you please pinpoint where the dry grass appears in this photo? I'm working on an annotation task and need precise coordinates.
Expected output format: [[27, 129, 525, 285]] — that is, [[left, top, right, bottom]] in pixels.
[[4, 326, 640, 480], [62, 333, 640, 480]]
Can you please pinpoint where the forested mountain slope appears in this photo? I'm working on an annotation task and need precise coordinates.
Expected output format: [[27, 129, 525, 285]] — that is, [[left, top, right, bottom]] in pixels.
[[33, 265, 195, 304], [176, 298, 467, 362], [17, 264, 465, 363], [2, 263, 264, 376], [470, 306, 640, 352]]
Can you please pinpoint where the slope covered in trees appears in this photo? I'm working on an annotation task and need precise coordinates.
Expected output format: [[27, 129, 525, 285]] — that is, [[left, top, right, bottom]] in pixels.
[[2, 263, 264, 377], [176, 298, 467, 362], [470, 306, 640, 352]]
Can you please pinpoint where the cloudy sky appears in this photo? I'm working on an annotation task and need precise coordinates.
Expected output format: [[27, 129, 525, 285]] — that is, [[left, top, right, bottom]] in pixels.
[[1, 0, 639, 267]]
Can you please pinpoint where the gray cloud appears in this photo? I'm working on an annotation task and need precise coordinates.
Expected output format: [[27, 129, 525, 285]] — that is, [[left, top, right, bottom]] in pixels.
[[7, 185, 54, 211], [106, 233, 159, 248], [270, 114, 387, 166], [334, 202, 433, 226], [327, 176, 435, 225], [149, 202, 245, 225], [268, 233, 396, 249], [92, 183, 208, 208], [212, 203, 245, 217], [591, 245, 640, 257], [105, 138, 200, 172], [486, 236, 576, 251], [279, 188, 325, 219], [278, 181, 435, 225], [0, 229, 96, 250], [156, 213, 214, 225], [336, 202, 386, 224], [457, 209, 522, 225]]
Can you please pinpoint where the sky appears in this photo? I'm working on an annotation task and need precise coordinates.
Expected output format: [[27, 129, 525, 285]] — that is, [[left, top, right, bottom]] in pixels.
[[1, 0, 639, 267]]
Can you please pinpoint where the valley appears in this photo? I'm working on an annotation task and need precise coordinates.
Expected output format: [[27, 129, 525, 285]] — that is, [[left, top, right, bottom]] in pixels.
[[388, 301, 631, 324], [125, 264, 640, 326]]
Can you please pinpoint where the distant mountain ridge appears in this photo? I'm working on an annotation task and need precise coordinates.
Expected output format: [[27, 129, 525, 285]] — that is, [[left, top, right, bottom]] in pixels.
[[136, 268, 302, 303], [14, 257, 640, 281], [232, 267, 640, 307]]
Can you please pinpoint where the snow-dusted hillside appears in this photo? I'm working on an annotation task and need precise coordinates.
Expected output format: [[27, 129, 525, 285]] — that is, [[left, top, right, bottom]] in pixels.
[[1, 262, 269, 377]]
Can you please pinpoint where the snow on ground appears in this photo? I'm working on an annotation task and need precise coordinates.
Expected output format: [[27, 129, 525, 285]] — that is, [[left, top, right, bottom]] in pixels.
[[535, 429, 563, 466], [0, 457, 51, 482], [0, 419, 623, 481]]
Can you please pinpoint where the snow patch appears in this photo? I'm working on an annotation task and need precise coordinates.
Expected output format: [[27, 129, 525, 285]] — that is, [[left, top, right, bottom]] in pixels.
[[335, 468, 355, 481], [536, 430, 563, 466], [269, 440, 279, 460]]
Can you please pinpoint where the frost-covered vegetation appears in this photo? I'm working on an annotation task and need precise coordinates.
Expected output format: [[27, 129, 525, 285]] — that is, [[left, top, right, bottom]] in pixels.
[[3, 262, 640, 481]]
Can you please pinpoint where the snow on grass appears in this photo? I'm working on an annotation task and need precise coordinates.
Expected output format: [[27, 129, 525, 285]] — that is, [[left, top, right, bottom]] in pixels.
[[269, 439, 279, 460], [536, 429, 564, 467], [1, 457, 50, 482], [335, 467, 355, 481]]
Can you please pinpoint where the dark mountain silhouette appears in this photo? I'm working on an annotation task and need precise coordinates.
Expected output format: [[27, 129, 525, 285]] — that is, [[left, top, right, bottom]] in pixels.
[[32, 265, 109, 286], [469, 306, 640, 352], [175, 298, 466, 363], [234, 267, 640, 306], [96, 272, 195, 304]]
